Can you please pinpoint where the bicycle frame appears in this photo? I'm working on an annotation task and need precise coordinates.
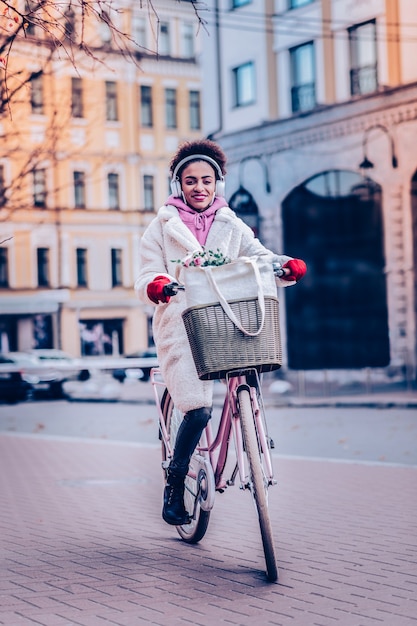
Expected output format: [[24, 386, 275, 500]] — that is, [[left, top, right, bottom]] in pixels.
[[151, 367, 275, 496]]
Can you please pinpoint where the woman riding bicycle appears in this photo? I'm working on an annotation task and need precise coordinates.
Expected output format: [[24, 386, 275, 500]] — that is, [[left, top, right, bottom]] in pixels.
[[135, 139, 306, 526]]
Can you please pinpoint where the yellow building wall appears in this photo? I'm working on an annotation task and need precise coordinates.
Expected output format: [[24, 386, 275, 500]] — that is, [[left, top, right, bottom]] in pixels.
[[0, 0, 202, 356]]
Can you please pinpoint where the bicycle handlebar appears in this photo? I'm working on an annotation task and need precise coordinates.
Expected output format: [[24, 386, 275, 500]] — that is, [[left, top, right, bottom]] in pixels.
[[163, 263, 286, 297], [163, 282, 185, 297]]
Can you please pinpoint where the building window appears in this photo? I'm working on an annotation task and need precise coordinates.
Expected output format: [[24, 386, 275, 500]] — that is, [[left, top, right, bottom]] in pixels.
[[33, 168, 47, 207], [182, 23, 194, 58], [290, 41, 316, 113], [108, 172, 120, 209], [0, 77, 4, 109], [132, 14, 147, 47], [71, 77, 83, 118], [0, 164, 6, 206], [80, 319, 123, 356], [159, 22, 170, 56], [76, 248, 87, 287], [143, 175, 154, 211], [348, 20, 378, 96], [30, 72, 44, 114], [233, 61, 255, 107], [64, 7, 76, 38], [105, 81, 118, 121], [111, 248, 123, 287], [288, 0, 314, 8], [165, 88, 177, 128], [25, 1, 37, 36], [140, 85, 153, 127], [37, 248, 50, 287], [100, 10, 112, 44], [73, 171, 86, 208], [0, 248, 9, 287], [189, 90, 201, 130]]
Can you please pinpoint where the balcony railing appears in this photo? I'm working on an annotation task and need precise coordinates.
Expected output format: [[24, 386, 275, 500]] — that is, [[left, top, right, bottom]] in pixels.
[[350, 65, 378, 96], [291, 83, 316, 113]]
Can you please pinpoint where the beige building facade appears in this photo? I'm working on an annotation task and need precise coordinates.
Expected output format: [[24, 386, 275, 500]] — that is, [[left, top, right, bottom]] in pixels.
[[0, 0, 202, 357]]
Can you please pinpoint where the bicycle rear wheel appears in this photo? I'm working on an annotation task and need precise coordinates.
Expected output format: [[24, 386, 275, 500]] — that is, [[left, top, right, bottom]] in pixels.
[[160, 389, 211, 544], [237, 386, 278, 582]]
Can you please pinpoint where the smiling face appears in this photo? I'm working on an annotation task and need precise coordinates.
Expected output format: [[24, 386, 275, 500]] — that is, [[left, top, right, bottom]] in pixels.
[[180, 161, 217, 212]]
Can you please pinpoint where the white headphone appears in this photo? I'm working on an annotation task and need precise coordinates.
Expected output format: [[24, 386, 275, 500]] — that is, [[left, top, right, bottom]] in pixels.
[[170, 154, 226, 198]]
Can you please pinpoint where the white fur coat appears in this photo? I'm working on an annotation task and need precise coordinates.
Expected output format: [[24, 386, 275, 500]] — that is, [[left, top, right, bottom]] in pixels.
[[135, 204, 293, 413]]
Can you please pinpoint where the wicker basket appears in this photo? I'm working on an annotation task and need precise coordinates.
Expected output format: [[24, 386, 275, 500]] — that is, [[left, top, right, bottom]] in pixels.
[[182, 296, 282, 380]]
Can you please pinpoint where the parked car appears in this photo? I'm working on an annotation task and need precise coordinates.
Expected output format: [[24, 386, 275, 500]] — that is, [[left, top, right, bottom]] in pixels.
[[112, 348, 158, 383], [4, 351, 72, 399], [14, 349, 88, 398], [27, 349, 86, 378], [0, 355, 30, 403]]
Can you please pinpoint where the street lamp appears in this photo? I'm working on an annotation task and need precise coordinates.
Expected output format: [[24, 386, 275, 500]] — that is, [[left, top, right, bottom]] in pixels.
[[359, 124, 399, 171], [238, 154, 271, 193], [229, 155, 271, 237], [229, 185, 260, 235]]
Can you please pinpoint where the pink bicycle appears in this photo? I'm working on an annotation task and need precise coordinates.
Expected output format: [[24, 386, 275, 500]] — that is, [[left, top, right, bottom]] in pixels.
[[151, 262, 285, 582]]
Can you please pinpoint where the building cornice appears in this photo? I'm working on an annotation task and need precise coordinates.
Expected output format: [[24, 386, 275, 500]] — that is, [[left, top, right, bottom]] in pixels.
[[216, 82, 417, 163]]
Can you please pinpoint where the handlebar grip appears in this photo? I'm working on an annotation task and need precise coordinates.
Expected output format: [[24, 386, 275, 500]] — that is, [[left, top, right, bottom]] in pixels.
[[272, 263, 285, 278], [163, 282, 185, 297]]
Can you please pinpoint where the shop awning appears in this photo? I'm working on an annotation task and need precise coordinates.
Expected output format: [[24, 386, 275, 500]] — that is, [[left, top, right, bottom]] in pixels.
[[0, 290, 70, 315]]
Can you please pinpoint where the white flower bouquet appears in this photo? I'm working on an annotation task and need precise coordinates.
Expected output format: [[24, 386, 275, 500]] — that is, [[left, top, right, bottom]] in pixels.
[[173, 247, 231, 268]]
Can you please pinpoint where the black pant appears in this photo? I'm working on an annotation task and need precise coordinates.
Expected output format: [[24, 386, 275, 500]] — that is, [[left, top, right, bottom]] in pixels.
[[168, 407, 212, 479]]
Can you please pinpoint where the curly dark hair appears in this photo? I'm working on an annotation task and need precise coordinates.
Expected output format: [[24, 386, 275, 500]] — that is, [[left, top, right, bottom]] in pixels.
[[169, 139, 227, 179]]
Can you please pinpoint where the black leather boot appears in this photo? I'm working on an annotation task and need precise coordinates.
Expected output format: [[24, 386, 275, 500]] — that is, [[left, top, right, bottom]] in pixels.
[[162, 471, 190, 526], [162, 407, 212, 526]]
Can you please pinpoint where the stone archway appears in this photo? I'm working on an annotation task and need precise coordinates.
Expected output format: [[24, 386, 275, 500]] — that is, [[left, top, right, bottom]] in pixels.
[[282, 169, 389, 370]]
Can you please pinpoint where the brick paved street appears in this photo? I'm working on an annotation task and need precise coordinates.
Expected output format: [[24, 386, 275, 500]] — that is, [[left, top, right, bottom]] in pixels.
[[1, 432, 416, 626]]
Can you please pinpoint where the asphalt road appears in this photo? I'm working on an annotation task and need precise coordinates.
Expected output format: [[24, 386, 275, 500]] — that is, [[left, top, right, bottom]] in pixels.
[[1, 388, 416, 466]]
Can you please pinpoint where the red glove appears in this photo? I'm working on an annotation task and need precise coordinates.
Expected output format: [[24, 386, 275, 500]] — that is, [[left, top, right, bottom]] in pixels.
[[282, 259, 307, 282], [147, 275, 172, 304]]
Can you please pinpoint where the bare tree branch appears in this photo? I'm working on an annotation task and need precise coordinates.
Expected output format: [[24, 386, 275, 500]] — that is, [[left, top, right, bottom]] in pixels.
[[1, 1, 206, 115], [0, 0, 205, 239]]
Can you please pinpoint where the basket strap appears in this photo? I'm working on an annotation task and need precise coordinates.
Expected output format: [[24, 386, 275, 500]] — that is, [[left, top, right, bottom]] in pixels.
[[204, 259, 266, 336]]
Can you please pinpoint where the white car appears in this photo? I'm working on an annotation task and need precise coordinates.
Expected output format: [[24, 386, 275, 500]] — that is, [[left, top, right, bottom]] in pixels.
[[4, 352, 66, 398], [10, 350, 86, 398]]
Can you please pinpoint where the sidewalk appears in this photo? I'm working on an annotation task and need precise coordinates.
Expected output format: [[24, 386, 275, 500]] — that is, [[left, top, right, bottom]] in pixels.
[[1, 432, 416, 626], [272, 389, 417, 409]]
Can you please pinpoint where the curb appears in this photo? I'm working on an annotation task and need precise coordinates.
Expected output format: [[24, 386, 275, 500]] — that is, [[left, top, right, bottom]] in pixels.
[[62, 395, 417, 409], [264, 398, 417, 409]]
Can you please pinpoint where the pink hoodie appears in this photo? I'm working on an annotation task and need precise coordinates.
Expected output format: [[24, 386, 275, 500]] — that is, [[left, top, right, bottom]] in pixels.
[[167, 195, 228, 246]]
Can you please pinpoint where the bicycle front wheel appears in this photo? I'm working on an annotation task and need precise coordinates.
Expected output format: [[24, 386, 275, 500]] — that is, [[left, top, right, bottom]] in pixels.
[[160, 389, 211, 544], [237, 386, 278, 582]]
